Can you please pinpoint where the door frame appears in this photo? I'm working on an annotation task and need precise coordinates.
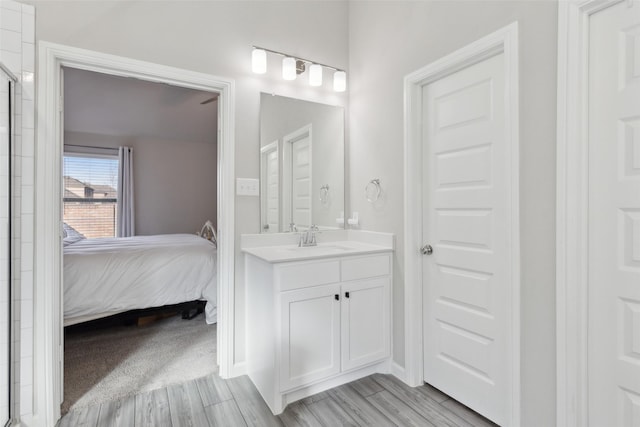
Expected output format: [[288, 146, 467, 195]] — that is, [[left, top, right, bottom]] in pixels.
[[403, 22, 520, 425], [34, 42, 236, 425], [555, 1, 626, 425]]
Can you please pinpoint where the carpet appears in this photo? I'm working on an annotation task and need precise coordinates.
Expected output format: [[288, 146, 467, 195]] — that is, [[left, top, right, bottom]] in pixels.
[[62, 314, 217, 414]]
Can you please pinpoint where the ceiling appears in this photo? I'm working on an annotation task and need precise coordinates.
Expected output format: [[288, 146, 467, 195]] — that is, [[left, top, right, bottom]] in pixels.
[[63, 67, 218, 144]]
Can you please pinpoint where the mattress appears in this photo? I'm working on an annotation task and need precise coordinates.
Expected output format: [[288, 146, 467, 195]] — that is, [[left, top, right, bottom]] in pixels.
[[63, 233, 217, 326]]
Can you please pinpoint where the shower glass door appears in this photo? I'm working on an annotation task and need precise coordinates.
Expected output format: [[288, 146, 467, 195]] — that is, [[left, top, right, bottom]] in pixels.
[[0, 64, 14, 426]]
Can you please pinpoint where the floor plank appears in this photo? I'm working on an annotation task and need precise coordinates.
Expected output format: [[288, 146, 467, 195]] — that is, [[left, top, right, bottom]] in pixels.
[[367, 390, 435, 427], [278, 401, 323, 427], [306, 396, 359, 427], [415, 383, 450, 404], [205, 399, 248, 426], [227, 375, 283, 427], [134, 388, 172, 427], [196, 374, 233, 407], [348, 376, 384, 397], [58, 404, 101, 427], [328, 383, 396, 426], [372, 374, 470, 427], [299, 390, 331, 406], [167, 381, 211, 427], [96, 395, 135, 427], [441, 398, 499, 427]]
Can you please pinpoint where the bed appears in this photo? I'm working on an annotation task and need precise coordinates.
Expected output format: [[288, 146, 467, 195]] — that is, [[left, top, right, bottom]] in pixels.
[[63, 232, 217, 326]]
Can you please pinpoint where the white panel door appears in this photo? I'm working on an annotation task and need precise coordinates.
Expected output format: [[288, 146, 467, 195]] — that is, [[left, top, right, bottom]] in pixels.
[[341, 277, 390, 371], [279, 284, 341, 392], [291, 137, 311, 229], [422, 53, 508, 425], [588, 3, 640, 425], [260, 141, 279, 233], [282, 125, 312, 231]]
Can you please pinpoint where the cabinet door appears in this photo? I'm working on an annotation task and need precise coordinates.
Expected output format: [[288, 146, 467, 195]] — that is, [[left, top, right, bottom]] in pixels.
[[341, 277, 390, 371], [280, 284, 341, 391]]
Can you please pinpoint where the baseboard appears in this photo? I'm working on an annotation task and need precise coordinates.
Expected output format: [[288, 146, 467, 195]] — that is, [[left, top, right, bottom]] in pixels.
[[230, 360, 247, 377], [390, 361, 408, 383]]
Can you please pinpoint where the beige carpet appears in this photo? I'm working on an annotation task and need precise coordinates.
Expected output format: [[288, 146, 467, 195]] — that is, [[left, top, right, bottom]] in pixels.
[[62, 314, 217, 414]]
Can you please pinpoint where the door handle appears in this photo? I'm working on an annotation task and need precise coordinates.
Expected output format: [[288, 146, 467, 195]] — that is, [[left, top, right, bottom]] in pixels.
[[420, 244, 433, 255]]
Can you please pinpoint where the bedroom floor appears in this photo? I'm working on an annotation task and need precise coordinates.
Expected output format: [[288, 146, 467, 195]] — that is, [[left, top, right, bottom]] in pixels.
[[57, 372, 497, 426], [62, 313, 217, 414]]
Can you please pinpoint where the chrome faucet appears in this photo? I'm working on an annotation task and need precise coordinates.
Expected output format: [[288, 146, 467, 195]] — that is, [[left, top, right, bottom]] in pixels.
[[298, 225, 319, 247], [289, 222, 298, 232]]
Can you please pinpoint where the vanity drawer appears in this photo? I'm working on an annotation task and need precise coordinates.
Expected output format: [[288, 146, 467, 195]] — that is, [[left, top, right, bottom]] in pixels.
[[276, 259, 341, 291], [341, 254, 391, 282]]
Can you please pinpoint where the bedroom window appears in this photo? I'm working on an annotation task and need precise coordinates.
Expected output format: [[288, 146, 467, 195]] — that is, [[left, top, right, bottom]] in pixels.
[[63, 153, 119, 238]]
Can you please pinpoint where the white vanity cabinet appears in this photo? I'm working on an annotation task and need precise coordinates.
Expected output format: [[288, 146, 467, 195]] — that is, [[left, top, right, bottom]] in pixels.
[[244, 249, 392, 415]]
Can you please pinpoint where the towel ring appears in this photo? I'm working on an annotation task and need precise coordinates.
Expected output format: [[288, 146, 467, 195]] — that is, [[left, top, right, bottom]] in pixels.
[[319, 184, 330, 204], [365, 179, 381, 203]]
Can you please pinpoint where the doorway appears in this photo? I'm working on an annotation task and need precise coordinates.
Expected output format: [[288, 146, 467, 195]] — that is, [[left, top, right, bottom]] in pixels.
[[60, 65, 220, 413], [404, 22, 520, 426], [34, 42, 236, 425]]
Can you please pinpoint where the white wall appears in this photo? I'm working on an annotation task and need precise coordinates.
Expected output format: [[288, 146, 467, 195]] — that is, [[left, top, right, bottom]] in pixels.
[[348, 1, 557, 425], [65, 131, 217, 236], [28, 0, 349, 371]]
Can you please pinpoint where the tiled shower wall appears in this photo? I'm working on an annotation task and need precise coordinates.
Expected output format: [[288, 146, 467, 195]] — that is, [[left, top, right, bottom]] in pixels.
[[0, 0, 35, 419]]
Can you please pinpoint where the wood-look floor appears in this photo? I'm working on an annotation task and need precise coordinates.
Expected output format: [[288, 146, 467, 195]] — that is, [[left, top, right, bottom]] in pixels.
[[58, 373, 497, 427]]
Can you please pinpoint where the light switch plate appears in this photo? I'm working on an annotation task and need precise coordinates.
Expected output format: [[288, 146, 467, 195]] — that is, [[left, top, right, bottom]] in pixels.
[[236, 178, 259, 196]]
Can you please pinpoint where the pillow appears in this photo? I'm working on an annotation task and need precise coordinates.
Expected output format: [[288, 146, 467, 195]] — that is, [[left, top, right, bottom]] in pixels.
[[199, 220, 217, 247], [63, 223, 86, 247]]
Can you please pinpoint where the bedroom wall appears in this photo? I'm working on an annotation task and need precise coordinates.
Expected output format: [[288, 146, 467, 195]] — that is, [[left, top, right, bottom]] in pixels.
[[64, 131, 217, 236], [348, 1, 558, 426], [28, 0, 349, 378]]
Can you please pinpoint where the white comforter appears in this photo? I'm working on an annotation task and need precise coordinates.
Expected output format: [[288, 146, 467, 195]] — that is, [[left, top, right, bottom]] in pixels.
[[64, 234, 217, 325]]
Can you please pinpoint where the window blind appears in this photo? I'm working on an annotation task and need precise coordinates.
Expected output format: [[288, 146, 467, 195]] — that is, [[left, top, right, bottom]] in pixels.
[[63, 153, 119, 238]]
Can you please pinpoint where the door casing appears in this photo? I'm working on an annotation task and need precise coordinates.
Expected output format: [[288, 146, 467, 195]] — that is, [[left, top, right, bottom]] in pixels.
[[403, 22, 520, 426], [34, 42, 236, 426]]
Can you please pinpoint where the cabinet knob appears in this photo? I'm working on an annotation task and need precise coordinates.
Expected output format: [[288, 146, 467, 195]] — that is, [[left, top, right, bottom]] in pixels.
[[334, 294, 339, 301], [345, 292, 350, 298]]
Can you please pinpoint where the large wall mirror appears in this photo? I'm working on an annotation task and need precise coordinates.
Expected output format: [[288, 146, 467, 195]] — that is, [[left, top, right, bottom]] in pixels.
[[259, 93, 344, 233]]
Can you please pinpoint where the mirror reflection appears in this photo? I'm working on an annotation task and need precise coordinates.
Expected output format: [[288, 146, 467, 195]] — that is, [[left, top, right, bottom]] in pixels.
[[260, 93, 344, 233]]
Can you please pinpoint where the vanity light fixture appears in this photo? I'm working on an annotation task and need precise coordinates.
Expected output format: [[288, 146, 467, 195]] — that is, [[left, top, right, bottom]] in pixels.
[[251, 45, 346, 92], [282, 57, 297, 80], [309, 64, 322, 87], [251, 48, 267, 74], [333, 70, 346, 92]]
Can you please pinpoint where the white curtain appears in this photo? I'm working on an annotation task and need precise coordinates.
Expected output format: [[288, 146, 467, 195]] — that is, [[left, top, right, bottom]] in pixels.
[[117, 146, 135, 237]]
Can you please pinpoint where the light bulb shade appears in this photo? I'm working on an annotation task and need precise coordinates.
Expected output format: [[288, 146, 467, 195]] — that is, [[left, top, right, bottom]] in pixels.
[[252, 49, 267, 74], [309, 64, 323, 87], [333, 71, 346, 92], [282, 57, 296, 81]]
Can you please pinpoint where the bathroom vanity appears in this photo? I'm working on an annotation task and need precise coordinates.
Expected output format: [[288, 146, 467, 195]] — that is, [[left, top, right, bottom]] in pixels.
[[242, 231, 393, 414]]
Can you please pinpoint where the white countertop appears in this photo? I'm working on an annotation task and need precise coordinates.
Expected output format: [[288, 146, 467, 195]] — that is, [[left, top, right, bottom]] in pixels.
[[242, 240, 393, 263]]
